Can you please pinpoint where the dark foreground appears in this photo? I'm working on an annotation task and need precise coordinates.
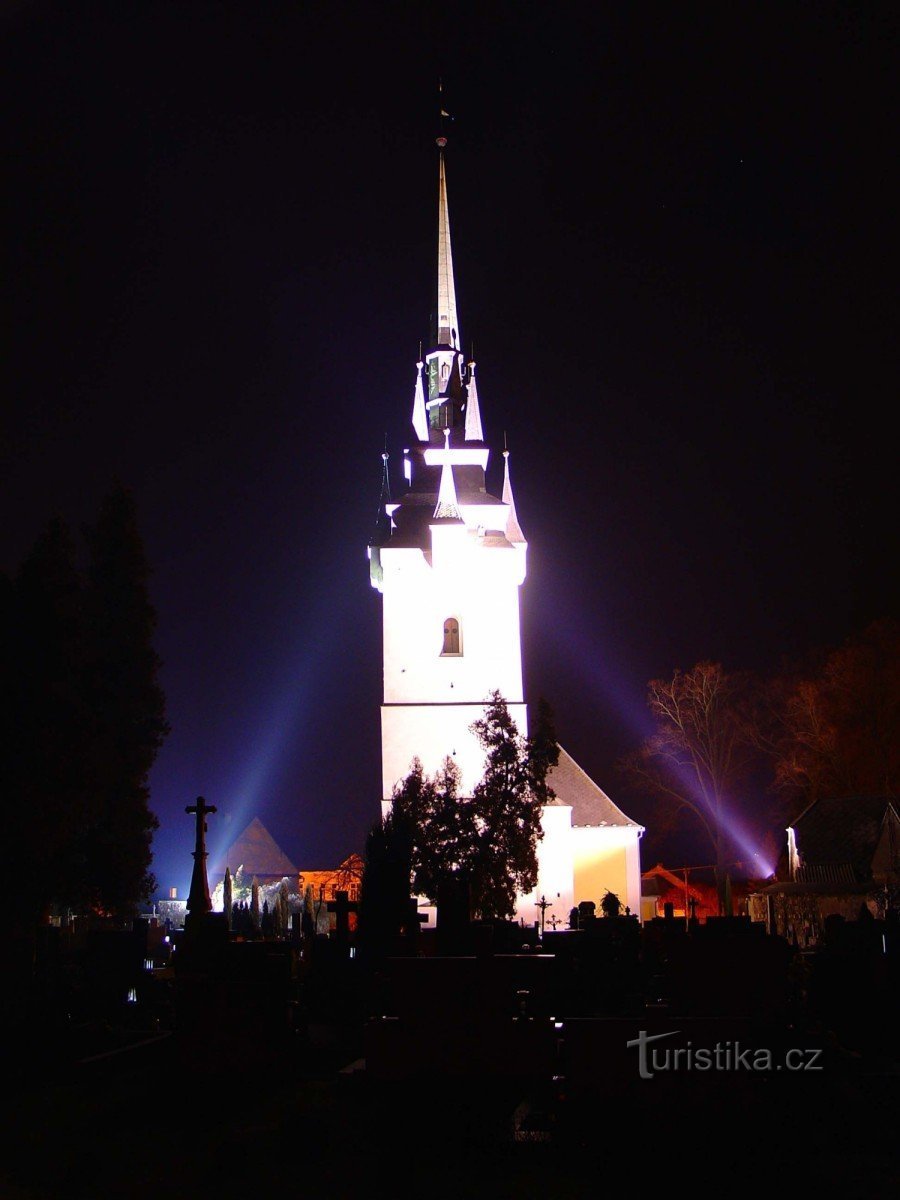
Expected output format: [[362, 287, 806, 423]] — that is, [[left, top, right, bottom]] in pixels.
[[2, 1014, 897, 1198]]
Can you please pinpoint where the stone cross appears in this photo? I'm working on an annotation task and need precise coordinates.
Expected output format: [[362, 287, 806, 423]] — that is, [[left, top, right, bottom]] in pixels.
[[327, 889, 358, 946], [185, 795, 217, 919]]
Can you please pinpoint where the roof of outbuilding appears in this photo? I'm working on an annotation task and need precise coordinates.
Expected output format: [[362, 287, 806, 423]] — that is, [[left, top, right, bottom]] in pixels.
[[790, 794, 897, 880], [216, 817, 298, 880]]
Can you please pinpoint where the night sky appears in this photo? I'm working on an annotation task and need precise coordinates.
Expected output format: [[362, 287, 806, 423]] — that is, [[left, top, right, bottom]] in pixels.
[[3, 3, 896, 892]]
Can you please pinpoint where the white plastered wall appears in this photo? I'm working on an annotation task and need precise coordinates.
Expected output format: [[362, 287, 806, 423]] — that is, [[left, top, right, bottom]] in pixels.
[[380, 517, 527, 805], [572, 826, 643, 917], [381, 701, 528, 803], [516, 803, 575, 927], [381, 542, 525, 708]]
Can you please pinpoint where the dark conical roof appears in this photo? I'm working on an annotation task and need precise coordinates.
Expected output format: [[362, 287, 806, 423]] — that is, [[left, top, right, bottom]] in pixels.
[[217, 817, 298, 879]]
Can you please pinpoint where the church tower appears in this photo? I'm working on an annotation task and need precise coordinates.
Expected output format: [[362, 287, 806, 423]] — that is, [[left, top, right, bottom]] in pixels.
[[369, 137, 645, 923], [369, 137, 528, 808]]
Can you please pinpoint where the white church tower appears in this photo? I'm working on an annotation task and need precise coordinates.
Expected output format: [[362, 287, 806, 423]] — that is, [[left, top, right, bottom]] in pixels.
[[369, 137, 526, 804], [369, 137, 644, 923]]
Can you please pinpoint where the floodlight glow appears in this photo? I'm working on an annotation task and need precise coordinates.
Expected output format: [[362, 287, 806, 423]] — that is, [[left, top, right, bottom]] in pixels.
[[202, 581, 355, 872], [548, 602, 775, 878]]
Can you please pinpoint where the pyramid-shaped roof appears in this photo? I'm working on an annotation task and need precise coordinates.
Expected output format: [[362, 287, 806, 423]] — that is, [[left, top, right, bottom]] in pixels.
[[547, 746, 643, 830], [219, 817, 298, 879]]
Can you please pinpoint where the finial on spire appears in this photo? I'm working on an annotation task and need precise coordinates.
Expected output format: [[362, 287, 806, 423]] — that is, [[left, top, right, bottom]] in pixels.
[[437, 78, 451, 148]]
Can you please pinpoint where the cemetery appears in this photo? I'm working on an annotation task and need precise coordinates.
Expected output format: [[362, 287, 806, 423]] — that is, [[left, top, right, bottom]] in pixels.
[[4, 12, 897, 1194], [7, 791, 896, 1195]]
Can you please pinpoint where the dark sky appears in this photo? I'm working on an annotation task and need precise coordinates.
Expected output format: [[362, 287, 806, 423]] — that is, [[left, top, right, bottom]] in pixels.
[[2, 3, 896, 891]]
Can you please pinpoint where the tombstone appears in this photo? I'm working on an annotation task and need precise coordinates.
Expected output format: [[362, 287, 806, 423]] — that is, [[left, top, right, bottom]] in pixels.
[[327, 890, 358, 954], [223, 867, 233, 932], [436, 876, 471, 956], [402, 897, 428, 946]]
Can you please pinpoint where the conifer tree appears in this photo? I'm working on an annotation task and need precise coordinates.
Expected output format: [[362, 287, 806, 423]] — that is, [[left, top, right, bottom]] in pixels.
[[79, 484, 168, 911], [391, 692, 558, 921], [5, 489, 168, 927]]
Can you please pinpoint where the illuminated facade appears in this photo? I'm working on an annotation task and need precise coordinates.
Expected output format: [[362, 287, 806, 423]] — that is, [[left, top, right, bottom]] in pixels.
[[369, 140, 643, 922]]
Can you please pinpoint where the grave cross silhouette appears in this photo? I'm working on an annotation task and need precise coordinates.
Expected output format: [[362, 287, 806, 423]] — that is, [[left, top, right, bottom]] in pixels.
[[326, 889, 358, 947], [536, 894, 553, 936], [185, 795, 217, 918]]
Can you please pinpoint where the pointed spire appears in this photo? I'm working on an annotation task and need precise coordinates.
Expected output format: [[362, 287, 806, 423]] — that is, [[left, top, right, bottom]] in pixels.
[[502, 448, 525, 543], [464, 360, 483, 442], [433, 430, 462, 520], [370, 447, 392, 546], [436, 149, 460, 350], [411, 360, 428, 442], [379, 446, 392, 504]]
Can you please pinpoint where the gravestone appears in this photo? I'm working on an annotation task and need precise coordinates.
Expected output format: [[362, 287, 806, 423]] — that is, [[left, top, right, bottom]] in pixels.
[[327, 890, 358, 954]]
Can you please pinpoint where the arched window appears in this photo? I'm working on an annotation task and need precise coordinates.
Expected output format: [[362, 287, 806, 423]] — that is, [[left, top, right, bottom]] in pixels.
[[442, 617, 461, 656]]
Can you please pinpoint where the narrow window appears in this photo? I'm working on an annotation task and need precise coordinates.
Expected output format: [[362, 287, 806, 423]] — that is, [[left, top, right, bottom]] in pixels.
[[442, 617, 461, 656]]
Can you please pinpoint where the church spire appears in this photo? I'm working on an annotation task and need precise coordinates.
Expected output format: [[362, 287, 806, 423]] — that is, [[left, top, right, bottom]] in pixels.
[[411, 360, 428, 442], [433, 430, 462, 521], [369, 446, 392, 547], [436, 144, 460, 351], [464, 359, 483, 442], [502, 448, 525, 543], [424, 136, 467, 437]]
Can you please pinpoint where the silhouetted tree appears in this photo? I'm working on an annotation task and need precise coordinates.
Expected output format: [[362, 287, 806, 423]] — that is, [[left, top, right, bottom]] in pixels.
[[5, 519, 94, 927], [392, 755, 470, 905], [77, 484, 168, 911], [4, 490, 167, 935], [767, 619, 900, 807], [391, 692, 559, 921], [620, 662, 760, 909], [468, 692, 559, 918]]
